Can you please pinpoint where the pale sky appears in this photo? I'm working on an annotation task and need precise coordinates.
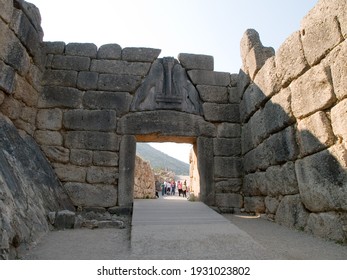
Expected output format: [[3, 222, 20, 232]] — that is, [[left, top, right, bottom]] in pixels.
[[28, 0, 318, 163]]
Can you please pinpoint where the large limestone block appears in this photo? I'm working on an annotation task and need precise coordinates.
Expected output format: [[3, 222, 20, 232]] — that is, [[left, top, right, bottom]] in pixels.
[[188, 70, 230, 86], [77, 71, 98, 90], [264, 196, 280, 214], [35, 130, 63, 146], [244, 126, 298, 173], [0, 60, 15, 94], [86, 166, 118, 184], [306, 212, 347, 242], [41, 146, 69, 163], [97, 73, 142, 92], [83, 91, 132, 116], [38, 86, 83, 108], [13, 73, 38, 107], [244, 196, 265, 213], [275, 194, 309, 230], [329, 41, 347, 100], [118, 111, 216, 138], [0, 0, 13, 23], [297, 111, 335, 156], [178, 53, 214, 71], [93, 151, 119, 167], [203, 103, 240, 123], [213, 138, 241, 156], [295, 144, 347, 212], [70, 149, 92, 166], [215, 193, 243, 209], [43, 41, 65, 55], [290, 64, 336, 119], [197, 85, 228, 103], [36, 108, 62, 130], [65, 43, 97, 58], [242, 172, 267, 196], [42, 69, 77, 87], [52, 55, 90, 71], [122, 47, 161, 62], [53, 163, 86, 182], [214, 157, 242, 178], [331, 99, 347, 142], [64, 131, 120, 151], [240, 29, 275, 79], [64, 182, 118, 208], [275, 31, 309, 86], [63, 109, 117, 131], [215, 179, 242, 193], [91, 60, 151, 76], [217, 123, 241, 138], [97, 44, 122, 60], [240, 82, 265, 122], [300, 0, 344, 66]]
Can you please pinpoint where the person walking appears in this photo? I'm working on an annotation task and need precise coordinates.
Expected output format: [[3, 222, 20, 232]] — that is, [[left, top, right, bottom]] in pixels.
[[182, 180, 187, 198], [171, 179, 176, 196], [177, 181, 183, 196]]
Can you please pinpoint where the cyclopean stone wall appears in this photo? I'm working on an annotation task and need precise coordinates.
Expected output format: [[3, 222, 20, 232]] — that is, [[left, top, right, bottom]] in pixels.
[[0, 0, 74, 260], [0, 0, 346, 252], [240, 0, 347, 242]]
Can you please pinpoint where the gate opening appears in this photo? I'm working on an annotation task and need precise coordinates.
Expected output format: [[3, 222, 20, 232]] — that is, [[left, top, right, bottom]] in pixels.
[[134, 139, 201, 201]]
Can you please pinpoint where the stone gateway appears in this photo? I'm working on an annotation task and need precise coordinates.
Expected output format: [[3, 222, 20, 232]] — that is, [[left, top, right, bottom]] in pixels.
[[0, 0, 346, 259]]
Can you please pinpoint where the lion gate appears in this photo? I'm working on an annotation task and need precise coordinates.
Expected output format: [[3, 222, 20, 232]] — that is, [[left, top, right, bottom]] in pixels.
[[38, 44, 242, 214]]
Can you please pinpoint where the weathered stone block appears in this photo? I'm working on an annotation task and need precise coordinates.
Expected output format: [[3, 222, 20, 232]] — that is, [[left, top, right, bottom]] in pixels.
[[36, 109, 62, 130], [87, 166, 118, 184], [64, 182, 118, 208], [0, 96, 22, 120], [197, 85, 228, 103], [331, 99, 347, 142], [217, 123, 240, 138], [35, 130, 63, 146], [290, 64, 336, 119], [275, 194, 309, 229], [64, 131, 120, 151], [13, 77, 38, 108], [42, 69, 77, 87], [93, 151, 119, 167], [0, 60, 15, 94], [91, 60, 151, 76], [244, 196, 265, 213], [70, 149, 93, 166], [76, 71, 98, 90], [52, 55, 90, 71], [203, 103, 240, 123], [98, 74, 142, 92], [38, 86, 83, 109], [26, 63, 42, 91], [65, 43, 97, 58], [244, 126, 298, 173], [188, 70, 230, 86], [330, 41, 347, 100], [43, 41, 65, 54], [242, 172, 267, 196], [20, 106, 36, 124], [306, 212, 346, 242], [300, 6, 343, 66], [215, 193, 243, 208], [54, 210, 75, 230], [97, 44, 122, 60], [53, 163, 86, 182], [41, 145, 69, 163], [0, 0, 14, 23], [297, 111, 335, 156], [213, 138, 241, 156], [275, 31, 309, 86], [118, 111, 216, 138], [122, 47, 161, 62], [295, 144, 347, 212], [215, 179, 242, 193], [237, 69, 251, 98], [83, 91, 132, 116], [265, 196, 280, 214], [214, 157, 242, 178], [63, 109, 117, 131], [178, 53, 214, 70], [228, 87, 240, 104], [240, 82, 265, 122], [265, 162, 299, 196]]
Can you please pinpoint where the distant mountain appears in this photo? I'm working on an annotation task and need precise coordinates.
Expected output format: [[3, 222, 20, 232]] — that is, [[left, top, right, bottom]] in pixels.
[[136, 143, 190, 175]]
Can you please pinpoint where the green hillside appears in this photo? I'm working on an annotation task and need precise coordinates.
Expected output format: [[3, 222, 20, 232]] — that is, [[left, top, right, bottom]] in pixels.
[[136, 143, 190, 175]]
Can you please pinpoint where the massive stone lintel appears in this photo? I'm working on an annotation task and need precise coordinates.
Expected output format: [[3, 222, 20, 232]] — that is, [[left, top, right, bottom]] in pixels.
[[131, 57, 203, 115]]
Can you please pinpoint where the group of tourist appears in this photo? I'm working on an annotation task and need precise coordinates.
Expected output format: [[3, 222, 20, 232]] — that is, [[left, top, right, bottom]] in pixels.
[[158, 179, 189, 198]]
